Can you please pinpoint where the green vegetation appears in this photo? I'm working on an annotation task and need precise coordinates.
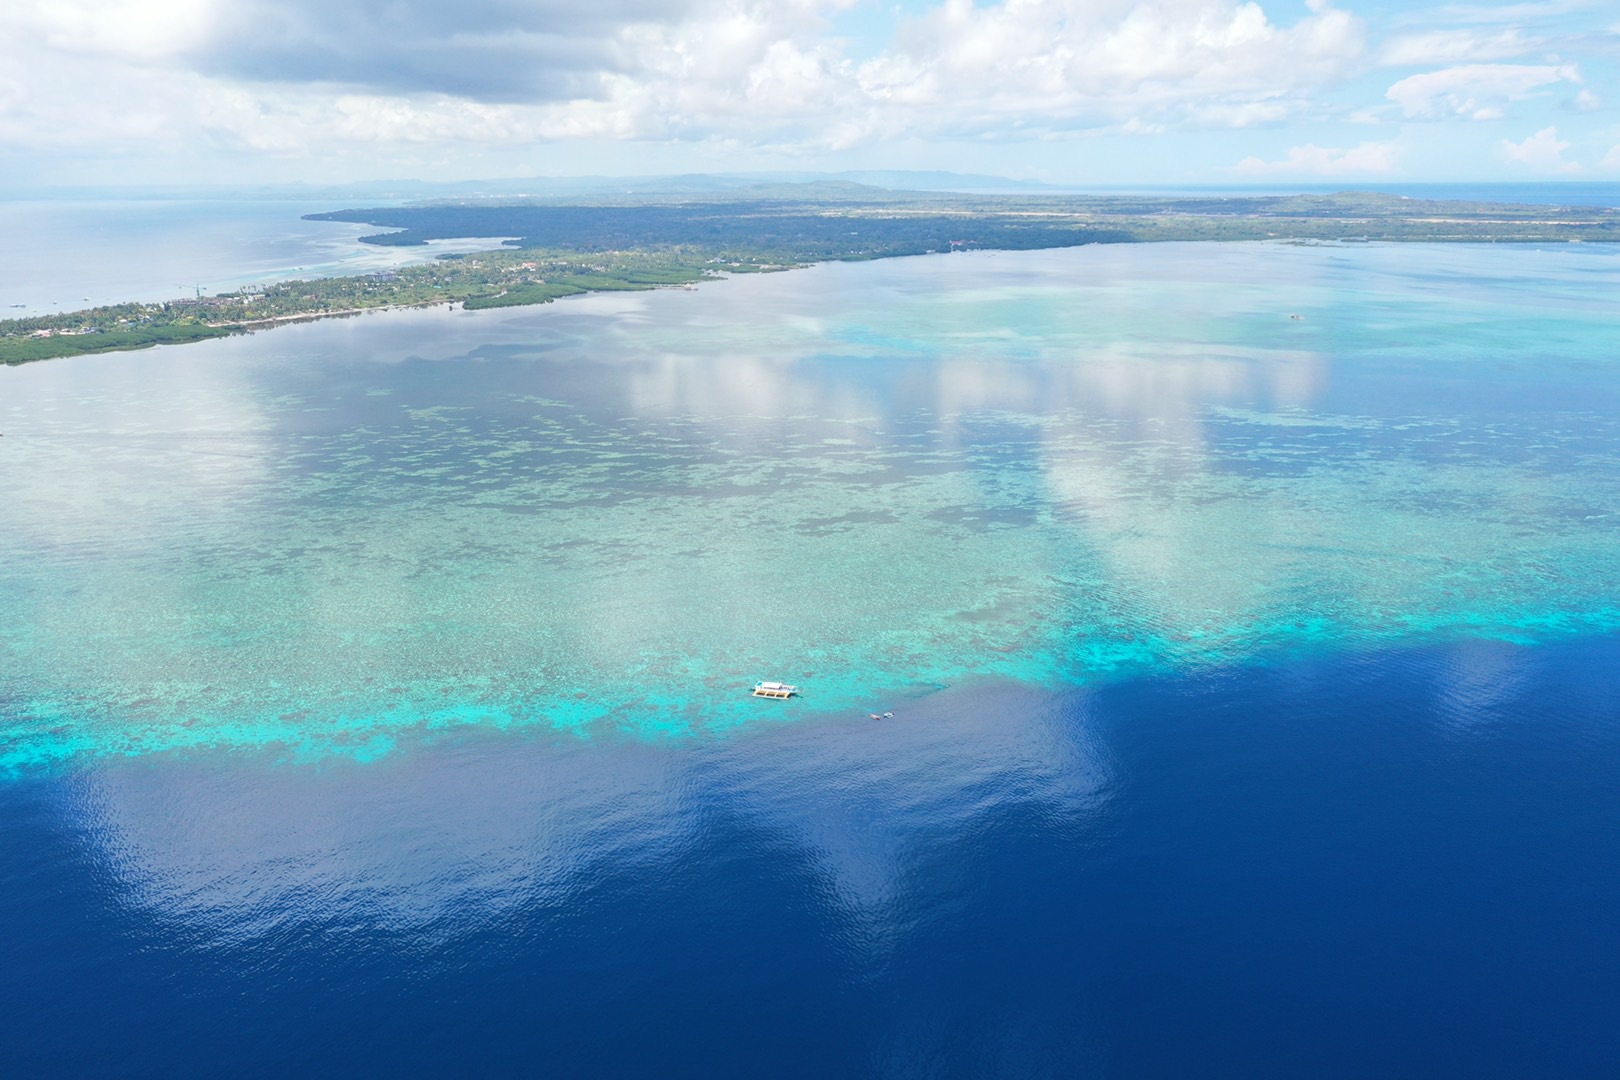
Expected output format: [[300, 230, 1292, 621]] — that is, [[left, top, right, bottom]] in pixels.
[[460, 267, 711, 310], [0, 320, 233, 363], [308, 188, 1620, 248], [7, 187, 1618, 366], [0, 250, 722, 365]]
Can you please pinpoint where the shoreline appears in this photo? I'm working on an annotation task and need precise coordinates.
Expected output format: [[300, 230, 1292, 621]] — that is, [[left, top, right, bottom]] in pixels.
[[5, 217, 1619, 367]]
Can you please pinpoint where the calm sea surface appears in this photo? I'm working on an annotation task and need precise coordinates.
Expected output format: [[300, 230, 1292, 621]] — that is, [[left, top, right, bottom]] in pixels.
[[0, 198, 508, 317], [2, 235, 1619, 1075]]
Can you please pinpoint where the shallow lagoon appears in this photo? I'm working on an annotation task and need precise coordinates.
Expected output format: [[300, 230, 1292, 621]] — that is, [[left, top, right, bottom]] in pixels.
[[2, 241, 1620, 1075], [3, 241, 1619, 768]]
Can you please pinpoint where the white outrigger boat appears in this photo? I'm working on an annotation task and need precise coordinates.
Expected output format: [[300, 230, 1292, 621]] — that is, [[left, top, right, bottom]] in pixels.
[[752, 681, 799, 699]]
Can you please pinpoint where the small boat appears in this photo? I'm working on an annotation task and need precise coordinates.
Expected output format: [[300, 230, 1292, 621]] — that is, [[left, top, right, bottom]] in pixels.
[[752, 681, 799, 699]]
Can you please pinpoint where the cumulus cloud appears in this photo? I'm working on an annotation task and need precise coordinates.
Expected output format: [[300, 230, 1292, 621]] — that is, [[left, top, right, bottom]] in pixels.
[[533, 0, 1371, 147], [1501, 125, 1580, 171], [0, 0, 1368, 155], [20, 0, 702, 102], [4, 0, 1612, 184], [855, 0, 1364, 130], [17, 0, 218, 61], [1236, 141, 1399, 175], [1385, 63, 1581, 119]]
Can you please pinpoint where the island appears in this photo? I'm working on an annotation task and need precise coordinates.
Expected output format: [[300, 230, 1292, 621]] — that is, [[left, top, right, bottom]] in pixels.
[[6, 186, 1617, 365]]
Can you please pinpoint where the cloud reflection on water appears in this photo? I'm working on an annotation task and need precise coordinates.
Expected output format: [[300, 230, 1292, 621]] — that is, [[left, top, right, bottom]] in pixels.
[[61, 682, 1114, 958], [3, 242, 1618, 769]]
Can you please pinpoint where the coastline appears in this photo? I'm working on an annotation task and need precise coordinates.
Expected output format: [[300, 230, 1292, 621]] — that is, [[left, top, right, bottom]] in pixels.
[[8, 188, 1620, 366]]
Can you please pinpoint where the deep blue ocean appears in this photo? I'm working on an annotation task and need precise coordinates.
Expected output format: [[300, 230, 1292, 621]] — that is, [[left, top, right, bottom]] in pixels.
[[3, 208, 1620, 1075], [5, 638, 1618, 1076]]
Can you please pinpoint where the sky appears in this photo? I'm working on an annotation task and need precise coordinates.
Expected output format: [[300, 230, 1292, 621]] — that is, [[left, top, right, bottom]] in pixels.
[[2, 0, 1618, 188]]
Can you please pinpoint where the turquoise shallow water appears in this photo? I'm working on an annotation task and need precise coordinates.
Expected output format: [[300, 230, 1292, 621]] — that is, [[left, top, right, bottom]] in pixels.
[[3, 241, 1619, 771]]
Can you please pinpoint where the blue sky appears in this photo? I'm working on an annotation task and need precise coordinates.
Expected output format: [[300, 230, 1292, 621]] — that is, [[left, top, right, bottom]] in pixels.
[[2, 0, 1617, 187]]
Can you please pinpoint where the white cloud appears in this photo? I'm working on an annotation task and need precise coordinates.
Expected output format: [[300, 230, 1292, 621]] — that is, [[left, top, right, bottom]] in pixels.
[[1501, 125, 1580, 171], [0, 0, 1369, 157], [1236, 141, 1399, 175], [1378, 28, 1539, 66], [597, 0, 1371, 148], [1386, 63, 1581, 119], [11, 0, 704, 103], [3, 0, 1616, 184], [1427, 1, 1596, 26], [1186, 101, 1297, 127], [19, 0, 219, 61]]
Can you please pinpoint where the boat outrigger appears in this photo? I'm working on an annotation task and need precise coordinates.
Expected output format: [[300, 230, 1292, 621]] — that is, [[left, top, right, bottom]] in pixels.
[[752, 681, 799, 699]]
